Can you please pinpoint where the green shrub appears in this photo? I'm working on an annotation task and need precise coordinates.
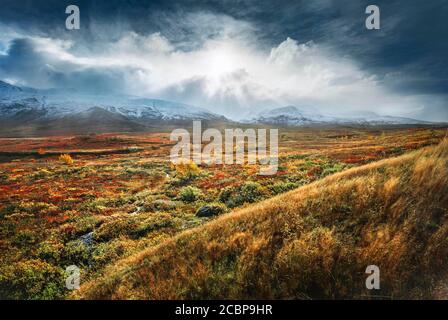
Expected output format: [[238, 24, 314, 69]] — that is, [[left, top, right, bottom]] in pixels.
[[131, 218, 174, 238], [178, 186, 202, 203], [219, 182, 265, 208], [321, 163, 346, 177], [0, 204, 17, 219], [124, 167, 150, 176], [12, 230, 37, 248], [61, 240, 91, 267], [238, 181, 264, 204], [269, 181, 298, 195], [0, 260, 65, 299], [219, 186, 235, 203], [93, 219, 136, 242], [79, 197, 132, 213], [146, 199, 178, 211], [91, 241, 124, 270], [0, 172, 8, 183], [37, 241, 63, 264]]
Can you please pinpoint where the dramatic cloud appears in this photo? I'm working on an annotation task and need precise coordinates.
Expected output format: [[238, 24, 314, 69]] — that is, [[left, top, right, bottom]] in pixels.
[[0, 1, 447, 121]]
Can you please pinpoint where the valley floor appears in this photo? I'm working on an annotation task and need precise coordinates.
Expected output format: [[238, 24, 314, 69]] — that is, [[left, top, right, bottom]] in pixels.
[[0, 126, 446, 299]]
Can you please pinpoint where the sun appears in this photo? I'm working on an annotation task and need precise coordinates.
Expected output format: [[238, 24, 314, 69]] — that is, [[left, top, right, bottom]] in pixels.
[[204, 43, 241, 78], [209, 51, 235, 75]]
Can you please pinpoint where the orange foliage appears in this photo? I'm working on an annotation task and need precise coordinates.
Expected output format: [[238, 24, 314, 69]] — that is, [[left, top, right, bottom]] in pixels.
[[59, 154, 74, 165]]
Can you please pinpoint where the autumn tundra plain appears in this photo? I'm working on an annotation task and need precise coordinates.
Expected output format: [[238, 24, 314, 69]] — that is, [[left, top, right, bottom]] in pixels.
[[0, 125, 447, 299]]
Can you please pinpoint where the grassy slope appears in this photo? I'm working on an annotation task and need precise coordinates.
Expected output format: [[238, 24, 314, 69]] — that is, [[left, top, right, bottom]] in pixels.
[[75, 139, 448, 299]]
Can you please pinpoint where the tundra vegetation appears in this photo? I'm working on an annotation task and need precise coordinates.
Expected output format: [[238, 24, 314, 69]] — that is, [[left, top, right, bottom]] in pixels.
[[0, 127, 446, 299]]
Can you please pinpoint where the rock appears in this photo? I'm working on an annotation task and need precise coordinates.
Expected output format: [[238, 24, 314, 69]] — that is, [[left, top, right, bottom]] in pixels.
[[196, 205, 225, 218], [79, 232, 94, 247]]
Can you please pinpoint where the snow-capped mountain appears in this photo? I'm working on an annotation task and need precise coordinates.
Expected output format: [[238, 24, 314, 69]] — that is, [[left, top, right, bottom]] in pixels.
[[102, 98, 224, 121], [0, 80, 225, 121], [0, 81, 23, 96], [0, 80, 436, 136], [245, 105, 431, 126], [247, 106, 338, 125], [0, 80, 229, 136]]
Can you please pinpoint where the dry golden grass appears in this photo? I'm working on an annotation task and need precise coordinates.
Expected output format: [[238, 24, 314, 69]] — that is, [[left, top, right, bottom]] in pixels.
[[74, 139, 448, 299]]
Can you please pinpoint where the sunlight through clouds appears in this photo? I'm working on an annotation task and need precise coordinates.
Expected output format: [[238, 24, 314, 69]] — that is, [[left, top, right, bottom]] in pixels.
[[0, 10, 446, 120]]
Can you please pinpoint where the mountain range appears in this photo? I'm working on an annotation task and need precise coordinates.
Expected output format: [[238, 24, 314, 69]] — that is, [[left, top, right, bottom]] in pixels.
[[0, 80, 227, 136], [244, 105, 431, 126], [0, 80, 435, 137]]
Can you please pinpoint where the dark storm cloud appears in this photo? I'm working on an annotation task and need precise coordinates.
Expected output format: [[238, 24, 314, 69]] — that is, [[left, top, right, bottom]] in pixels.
[[0, 38, 128, 93], [0, 0, 446, 120], [0, 38, 52, 87], [1, 0, 446, 94]]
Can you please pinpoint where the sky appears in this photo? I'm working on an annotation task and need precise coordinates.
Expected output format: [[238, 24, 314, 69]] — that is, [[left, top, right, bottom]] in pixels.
[[0, 0, 447, 121]]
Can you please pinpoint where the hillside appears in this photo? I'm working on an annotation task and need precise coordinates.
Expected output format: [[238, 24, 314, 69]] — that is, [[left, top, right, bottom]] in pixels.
[[74, 139, 448, 299]]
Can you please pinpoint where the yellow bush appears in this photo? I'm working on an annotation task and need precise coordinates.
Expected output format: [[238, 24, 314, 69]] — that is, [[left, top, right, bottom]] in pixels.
[[59, 154, 74, 165], [171, 160, 200, 179]]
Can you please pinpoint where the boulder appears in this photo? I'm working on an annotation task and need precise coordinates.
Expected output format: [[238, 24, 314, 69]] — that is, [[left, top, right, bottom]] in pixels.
[[196, 205, 225, 218]]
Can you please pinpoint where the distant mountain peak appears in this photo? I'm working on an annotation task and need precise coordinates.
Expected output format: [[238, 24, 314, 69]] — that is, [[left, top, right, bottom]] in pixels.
[[245, 105, 430, 126], [0, 80, 434, 136], [0, 80, 23, 94], [0, 80, 229, 136]]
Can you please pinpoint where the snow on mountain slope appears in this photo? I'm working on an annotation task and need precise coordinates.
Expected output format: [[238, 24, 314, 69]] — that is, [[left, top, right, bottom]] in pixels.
[[253, 105, 340, 124], [0, 80, 226, 122], [103, 98, 224, 121], [246, 105, 431, 126], [0, 81, 23, 96], [0, 80, 434, 131]]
